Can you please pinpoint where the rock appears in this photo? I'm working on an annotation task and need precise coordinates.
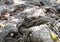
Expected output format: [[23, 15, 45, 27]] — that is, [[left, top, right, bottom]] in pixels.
[[13, 0, 57, 6], [0, 0, 60, 42], [0, 23, 18, 42], [0, 22, 5, 28], [14, 0, 26, 5], [30, 24, 54, 42], [18, 24, 54, 42], [0, 5, 5, 13], [0, 0, 14, 5], [56, 0, 60, 3], [20, 0, 56, 6]]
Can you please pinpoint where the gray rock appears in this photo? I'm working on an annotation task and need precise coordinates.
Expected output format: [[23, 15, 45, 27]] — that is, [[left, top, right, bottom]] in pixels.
[[21, 0, 56, 6], [0, 5, 6, 13], [0, 24, 18, 42], [0, 0, 14, 5], [0, 0, 60, 42], [18, 24, 54, 42], [30, 24, 53, 42]]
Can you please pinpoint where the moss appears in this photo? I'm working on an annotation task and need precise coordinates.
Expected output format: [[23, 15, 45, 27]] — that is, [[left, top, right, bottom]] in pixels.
[[49, 31, 58, 42]]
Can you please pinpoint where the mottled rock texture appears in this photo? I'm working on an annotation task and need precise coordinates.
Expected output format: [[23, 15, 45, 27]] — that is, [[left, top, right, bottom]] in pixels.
[[0, 0, 60, 42]]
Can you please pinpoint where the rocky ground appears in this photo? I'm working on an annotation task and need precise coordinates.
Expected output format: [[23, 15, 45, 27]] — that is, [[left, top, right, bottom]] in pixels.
[[0, 0, 60, 42]]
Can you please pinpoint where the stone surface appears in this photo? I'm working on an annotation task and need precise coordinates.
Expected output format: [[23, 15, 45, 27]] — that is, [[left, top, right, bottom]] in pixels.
[[0, 0, 60, 42], [30, 24, 53, 42], [0, 23, 18, 42]]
